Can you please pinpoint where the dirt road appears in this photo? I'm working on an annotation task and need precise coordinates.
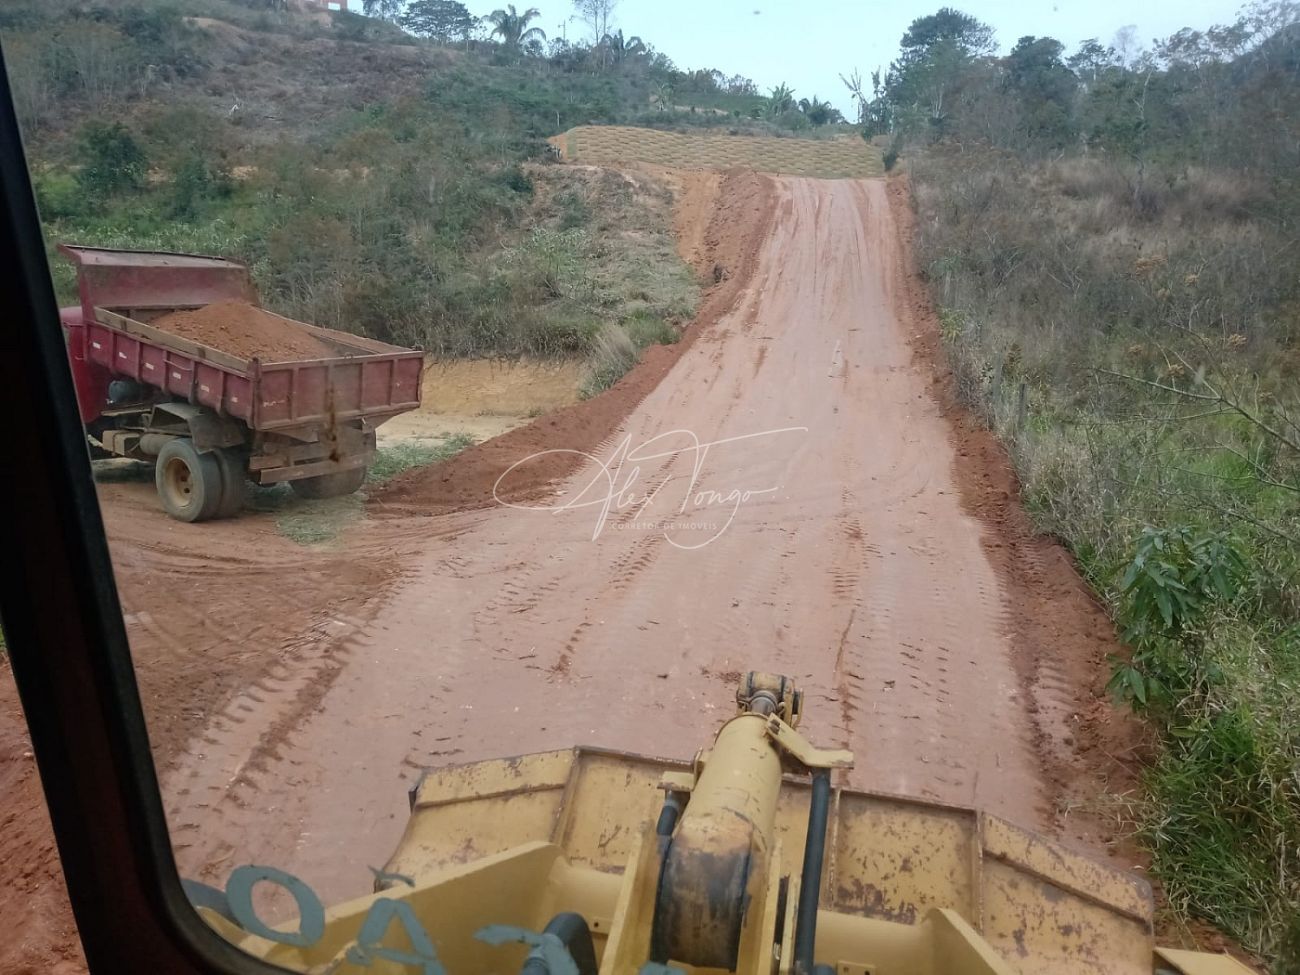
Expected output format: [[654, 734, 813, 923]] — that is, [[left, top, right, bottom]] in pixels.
[[162, 174, 1123, 908], [0, 168, 1137, 972]]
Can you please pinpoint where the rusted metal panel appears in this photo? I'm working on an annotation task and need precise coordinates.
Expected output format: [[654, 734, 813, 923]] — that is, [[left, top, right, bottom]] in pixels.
[[978, 816, 1152, 975], [981, 816, 1151, 922], [94, 308, 248, 371], [980, 854, 1150, 975], [61, 244, 257, 313]]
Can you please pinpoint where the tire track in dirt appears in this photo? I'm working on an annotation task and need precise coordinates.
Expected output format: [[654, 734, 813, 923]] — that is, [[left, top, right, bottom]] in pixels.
[[883, 174, 1147, 860], [159, 174, 1084, 913]]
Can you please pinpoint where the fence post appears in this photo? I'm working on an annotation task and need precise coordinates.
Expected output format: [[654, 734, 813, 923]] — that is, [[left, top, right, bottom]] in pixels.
[[989, 356, 1004, 405]]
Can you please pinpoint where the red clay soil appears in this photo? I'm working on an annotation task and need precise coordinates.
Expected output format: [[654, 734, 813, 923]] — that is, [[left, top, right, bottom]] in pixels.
[[152, 300, 341, 362], [0, 682, 84, 975], [0, 483, 398, 974], [374, 169, 776, 515]]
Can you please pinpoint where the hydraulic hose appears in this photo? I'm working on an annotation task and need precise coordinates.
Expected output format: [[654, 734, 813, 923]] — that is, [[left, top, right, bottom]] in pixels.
[[519, 913, 598, 975], [655, 792, 684, 837], [793, 768, 831, 975]]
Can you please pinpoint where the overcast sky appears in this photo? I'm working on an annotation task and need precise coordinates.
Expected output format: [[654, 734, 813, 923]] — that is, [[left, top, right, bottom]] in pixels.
[[477, 0, 1249, 114]]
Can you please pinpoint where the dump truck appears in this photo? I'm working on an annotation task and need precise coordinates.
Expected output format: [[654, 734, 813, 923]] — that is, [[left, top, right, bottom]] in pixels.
[[193, 673, 1254, 975], [57, 245, 424, 522]]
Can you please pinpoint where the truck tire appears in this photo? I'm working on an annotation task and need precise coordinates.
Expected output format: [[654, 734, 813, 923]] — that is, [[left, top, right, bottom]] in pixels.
[[213, 449, 247, 519], [289, 466, 367, 500], [155, 439, 223, 523]]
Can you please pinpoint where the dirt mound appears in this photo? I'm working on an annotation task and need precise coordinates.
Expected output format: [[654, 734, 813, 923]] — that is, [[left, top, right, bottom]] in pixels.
[[554, 126, 884, 179], [152, 301, 341, 362], [374, 168, 777, 514]]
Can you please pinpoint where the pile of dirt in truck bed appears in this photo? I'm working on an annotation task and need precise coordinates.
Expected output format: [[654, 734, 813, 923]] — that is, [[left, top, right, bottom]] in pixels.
[[152, 300, 344, 362]]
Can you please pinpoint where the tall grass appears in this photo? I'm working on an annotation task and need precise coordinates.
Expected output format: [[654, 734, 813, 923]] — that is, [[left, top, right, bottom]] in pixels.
[[910, 147, 1300, 967], [579, 313, 677, 398]]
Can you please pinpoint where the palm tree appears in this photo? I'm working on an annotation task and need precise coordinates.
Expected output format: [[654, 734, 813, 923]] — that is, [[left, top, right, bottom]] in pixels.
[[487, 5, 546, 50], [602, 30, 647, 65], [797, 96, 842, 126]]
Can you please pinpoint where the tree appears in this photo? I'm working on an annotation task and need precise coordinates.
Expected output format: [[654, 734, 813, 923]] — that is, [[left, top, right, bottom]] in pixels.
[[886, 7, 996, 135], [842, 68, 892, 134], [76, 121, 147, 199], [361, 0, 403, 20], [401, 0, 475, 43], [1067, 38, 1117, 85], [899, 7, 995, 58], [170, 153, 232, 220], [1005, 35, 1077, 145], [487, 4, 545, 50], [601, 29, 645, 65], [573, 0, 618, 44], [767, 82, 796, 116], [1112, 24, 1141, 66], [724, 74, 758, 96], [798, 96, 842, 125]]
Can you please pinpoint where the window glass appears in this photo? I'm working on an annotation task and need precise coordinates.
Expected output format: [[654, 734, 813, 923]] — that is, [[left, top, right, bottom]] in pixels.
[[3, 2, 1297, 973]]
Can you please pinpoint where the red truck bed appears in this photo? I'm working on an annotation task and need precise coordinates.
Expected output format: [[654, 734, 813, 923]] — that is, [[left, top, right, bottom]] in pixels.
[[61, 245, 422, 432]]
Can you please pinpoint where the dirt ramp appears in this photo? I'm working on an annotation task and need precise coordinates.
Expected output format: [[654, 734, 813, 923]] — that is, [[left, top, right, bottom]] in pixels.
[[374, 169, 777, 514]]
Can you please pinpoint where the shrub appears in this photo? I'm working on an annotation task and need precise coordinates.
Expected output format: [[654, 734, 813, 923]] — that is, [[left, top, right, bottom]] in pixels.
[[169, 154, 233, 220], [622, 310, 677, 347], [1107, 527, 1246, 709], [883, 134, 903, 172], [76, 121, 147, 200], [33, 169, 83, 220]]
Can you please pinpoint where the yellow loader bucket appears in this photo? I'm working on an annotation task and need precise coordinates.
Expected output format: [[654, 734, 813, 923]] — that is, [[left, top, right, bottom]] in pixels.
[[371, 747, 1243, 975], [211, 674, 1252, 975]]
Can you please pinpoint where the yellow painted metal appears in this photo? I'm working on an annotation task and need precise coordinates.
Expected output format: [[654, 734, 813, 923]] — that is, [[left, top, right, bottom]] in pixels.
[[690, 714, 785, 835], [1155, 947, 1259, 974], [601, 827, 663, 975], [763, 716, 854, 770], [218, 675, 1257, 975], [368, 743, 1251, 975], [653, 713, 782, 968]]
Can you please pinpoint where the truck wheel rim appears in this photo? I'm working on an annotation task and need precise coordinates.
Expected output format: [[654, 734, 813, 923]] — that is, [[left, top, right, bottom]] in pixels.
[[162, 457, 195, 510]]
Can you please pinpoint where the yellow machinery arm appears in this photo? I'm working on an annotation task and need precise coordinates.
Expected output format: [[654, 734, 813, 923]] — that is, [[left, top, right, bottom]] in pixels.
[[209, 673, 1255, 975]]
